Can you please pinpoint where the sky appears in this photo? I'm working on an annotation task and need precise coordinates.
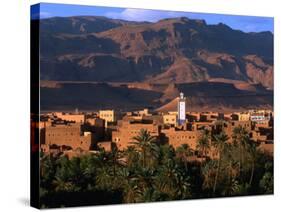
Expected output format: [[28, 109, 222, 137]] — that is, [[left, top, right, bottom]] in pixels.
[[31, 3, 273, 33]]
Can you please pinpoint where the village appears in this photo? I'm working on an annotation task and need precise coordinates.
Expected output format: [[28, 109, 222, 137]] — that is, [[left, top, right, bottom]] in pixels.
[[38, 93, 273, 161]]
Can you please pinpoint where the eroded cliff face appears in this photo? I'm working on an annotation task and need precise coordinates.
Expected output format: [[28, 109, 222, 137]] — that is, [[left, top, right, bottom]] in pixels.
[[38, 16, 273, 111]]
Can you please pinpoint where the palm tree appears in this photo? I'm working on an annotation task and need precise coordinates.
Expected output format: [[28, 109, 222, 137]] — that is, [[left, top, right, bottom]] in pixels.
[[212, 131, 229, 194], [259, 172, 273, 194], [95, 166, 113, 190], [108, 145, 120, 177], [40, 154, 56, 188], [196, 129, 211, 158], [95, 148, 108, 167], [159, 144, 176, 165], [232, 126, 250, 175], [135, 167, 155, 190], [156, 159, 178, 196], [247, 142, 257, 186], [219, 143, 241, 196], [154, 158, 191, 199], [130, 129, 158, 168], [53, 176, 75, 192], [201, 160, 216, 192], [124, 146, 140, 169], [222, 178, 240, 196], [68, 157, 83, 183], [136, 187, 160, 203], [117, 168, 139, 203], [81, 154, 97, 177], [176, 144, 193, 171], [52, 156, 78, 192]]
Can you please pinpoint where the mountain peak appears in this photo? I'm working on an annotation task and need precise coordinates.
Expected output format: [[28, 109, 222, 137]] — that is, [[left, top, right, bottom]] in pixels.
[[39, 15, 273, 89], [157, 16, 206, 26]]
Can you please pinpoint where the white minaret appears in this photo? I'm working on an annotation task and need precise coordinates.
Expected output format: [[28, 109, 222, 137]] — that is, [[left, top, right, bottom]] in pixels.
[[178, 92, 186, 125]]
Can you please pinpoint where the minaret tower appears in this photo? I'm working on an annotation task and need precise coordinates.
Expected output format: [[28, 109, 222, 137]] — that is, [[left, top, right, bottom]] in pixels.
[[177, 92, 186, 125]]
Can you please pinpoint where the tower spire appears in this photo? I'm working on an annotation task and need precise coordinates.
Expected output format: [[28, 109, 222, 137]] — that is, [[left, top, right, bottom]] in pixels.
[[178, 92, 186, 125]]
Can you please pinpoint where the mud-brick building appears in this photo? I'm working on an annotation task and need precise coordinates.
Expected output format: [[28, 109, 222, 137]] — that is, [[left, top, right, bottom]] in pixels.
[[54, 112, 85, 124], [84, 117, 105, 142], [161, 127, 200, 149], [163, 114, 177, 126], [41, 123, 92, 153], [222, 120, 252, 142], [112, 119, 160, 150]]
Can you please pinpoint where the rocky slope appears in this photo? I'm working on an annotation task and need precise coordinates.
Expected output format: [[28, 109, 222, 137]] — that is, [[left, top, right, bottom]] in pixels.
[[37, 16, 273, 111]]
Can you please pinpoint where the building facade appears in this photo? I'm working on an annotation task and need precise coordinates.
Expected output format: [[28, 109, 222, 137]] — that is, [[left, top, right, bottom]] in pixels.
[[112, 120, 160, 150], [41, 123, 92, 152], [161, 127, 200, 149], [54, 112, 85, 124]]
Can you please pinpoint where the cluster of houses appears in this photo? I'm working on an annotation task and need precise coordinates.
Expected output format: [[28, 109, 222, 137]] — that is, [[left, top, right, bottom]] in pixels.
[[38, 102, 273, 159]]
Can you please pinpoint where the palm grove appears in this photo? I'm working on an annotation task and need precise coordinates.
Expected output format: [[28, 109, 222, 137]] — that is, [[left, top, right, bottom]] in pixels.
[[39, 123, 273, 208]]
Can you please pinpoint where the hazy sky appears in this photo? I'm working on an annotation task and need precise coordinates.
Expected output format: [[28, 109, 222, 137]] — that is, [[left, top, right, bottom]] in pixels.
[[31, 3, 273, 33]]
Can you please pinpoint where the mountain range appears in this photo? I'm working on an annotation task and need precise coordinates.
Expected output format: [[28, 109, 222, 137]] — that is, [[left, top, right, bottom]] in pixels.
[[37, 16, 273, 111]]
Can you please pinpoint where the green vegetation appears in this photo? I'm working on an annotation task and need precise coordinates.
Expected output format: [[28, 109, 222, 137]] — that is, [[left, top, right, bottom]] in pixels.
[[39, 126, 273, 208]]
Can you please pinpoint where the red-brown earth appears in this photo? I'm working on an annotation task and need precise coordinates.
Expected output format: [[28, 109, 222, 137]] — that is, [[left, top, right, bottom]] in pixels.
[[37, 16, 273, 111]]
